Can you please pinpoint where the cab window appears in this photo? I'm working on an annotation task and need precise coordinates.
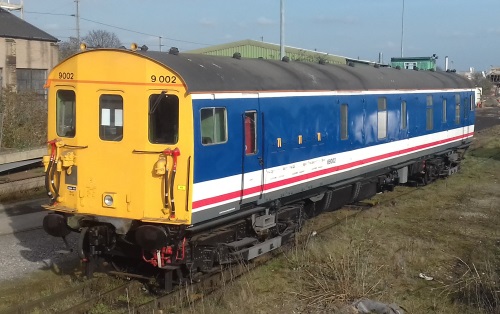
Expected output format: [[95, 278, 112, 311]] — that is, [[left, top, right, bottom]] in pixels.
[[99, 94, 123, 141], [201, 107, 227, 145], [56, 90, 76, 137], [149, 93, 179, 144]]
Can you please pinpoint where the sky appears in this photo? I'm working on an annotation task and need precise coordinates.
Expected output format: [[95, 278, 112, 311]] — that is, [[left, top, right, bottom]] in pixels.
[[7, 0, 500, 71]]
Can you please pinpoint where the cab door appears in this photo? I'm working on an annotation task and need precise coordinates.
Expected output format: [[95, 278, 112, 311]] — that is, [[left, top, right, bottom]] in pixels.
[[240, 97, 263, 204]]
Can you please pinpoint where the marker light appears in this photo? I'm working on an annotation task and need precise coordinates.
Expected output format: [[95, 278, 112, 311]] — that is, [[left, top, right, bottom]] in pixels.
[[104, 195, 114, 207]]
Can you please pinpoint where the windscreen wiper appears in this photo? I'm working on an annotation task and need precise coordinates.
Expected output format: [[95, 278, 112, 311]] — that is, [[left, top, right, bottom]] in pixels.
[[149, 91, 166, 115]]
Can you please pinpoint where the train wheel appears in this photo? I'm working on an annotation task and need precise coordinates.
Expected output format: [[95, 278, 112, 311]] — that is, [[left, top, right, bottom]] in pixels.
[[78, 226, 106, 278]]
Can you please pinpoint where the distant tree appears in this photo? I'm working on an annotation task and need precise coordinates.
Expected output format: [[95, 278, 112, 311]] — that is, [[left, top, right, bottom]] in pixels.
[[82, 30, 121, 48], [471, 72, 494, 95], [58, 37, 80, 61]]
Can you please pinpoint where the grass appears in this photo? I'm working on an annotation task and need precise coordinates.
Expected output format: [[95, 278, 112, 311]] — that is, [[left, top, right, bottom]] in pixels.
[[186, 125, 500, 314], [1, 126, 500, 314]]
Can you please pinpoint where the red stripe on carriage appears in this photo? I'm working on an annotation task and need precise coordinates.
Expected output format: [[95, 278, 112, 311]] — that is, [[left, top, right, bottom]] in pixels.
[[192, 132, 474, 210]]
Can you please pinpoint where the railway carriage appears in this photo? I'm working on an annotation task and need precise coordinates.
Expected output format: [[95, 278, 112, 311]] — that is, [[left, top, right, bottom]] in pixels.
[[42, 46, 474, 288]]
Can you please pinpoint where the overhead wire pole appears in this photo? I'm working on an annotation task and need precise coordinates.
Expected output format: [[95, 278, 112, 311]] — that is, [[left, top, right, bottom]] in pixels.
[[400, 0, 405, 57], [75, 0, 80, 43], [280, 0, 285, 59]]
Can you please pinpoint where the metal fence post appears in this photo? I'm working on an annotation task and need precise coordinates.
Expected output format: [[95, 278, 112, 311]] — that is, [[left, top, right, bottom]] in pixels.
[[0, 112, 3, 148]]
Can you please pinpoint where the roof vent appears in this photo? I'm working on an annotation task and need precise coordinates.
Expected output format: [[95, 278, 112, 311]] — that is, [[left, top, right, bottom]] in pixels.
[[348, 62, 355, 67], [282, 56, 290, 62], [395, 66, 401, 70], [169, 47, 179, 55], [413, 66, 419, 71], [374, 64, 380, 68], [140, 45, 149, 51], [318, 58, 326, 65], [233, 52, 241, 59]]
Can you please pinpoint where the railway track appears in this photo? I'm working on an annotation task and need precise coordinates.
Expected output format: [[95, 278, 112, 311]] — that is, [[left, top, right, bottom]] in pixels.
[[0, 206, 367, 314], [4, 147, 495, 313], [0, 276, 138, 314], [0, 179, 460, 313], [0, 165, 45, 203]]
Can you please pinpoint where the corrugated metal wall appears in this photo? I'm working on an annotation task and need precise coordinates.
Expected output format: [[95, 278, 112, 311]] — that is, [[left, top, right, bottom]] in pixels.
[[189, 40, 346, 65]]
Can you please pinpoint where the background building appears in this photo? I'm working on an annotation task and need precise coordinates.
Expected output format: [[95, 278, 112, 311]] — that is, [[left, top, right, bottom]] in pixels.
[[187, 39, 348, 65], [0, 7, 58, 94], [390, 56, 438, 71], [187, 39, 388, 68]]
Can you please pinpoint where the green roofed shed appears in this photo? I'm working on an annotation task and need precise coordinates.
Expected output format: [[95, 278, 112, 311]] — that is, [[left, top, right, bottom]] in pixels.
[[390, 56, 438, 71], [186, 39, 347, 65]]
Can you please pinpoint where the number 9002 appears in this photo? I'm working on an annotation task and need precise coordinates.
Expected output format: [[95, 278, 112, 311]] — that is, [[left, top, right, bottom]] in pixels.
[[58, 72, 74, 79], [151, 75, 177, 83]]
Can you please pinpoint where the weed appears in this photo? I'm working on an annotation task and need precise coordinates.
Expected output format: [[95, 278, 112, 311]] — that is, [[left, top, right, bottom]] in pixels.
[[0, 88, 47, 149]]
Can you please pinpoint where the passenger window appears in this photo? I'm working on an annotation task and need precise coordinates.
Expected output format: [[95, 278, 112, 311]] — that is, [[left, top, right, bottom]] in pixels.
[[99, 94, 123, 141], [201, 107, 227, 145], [401, 101, 407, 130], [377, 97, 387, 139], [469, 95, 474, 111], [442, 99, 447, 123], [426, 101, 433, 131], [340, 104, 348, 140], [149, 93, 179, 144], [56, 90, 76, 137], [455, 94, 461, 124], [427, 95, 433, 107], [244, 111, 257, 155]]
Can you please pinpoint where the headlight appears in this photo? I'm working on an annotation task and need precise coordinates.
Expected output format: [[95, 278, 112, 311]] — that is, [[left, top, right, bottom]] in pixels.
[[104, 195, 114, 207]]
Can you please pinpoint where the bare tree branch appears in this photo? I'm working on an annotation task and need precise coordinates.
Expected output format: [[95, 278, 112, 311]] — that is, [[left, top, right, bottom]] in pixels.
[[82, 30, 122, 48]]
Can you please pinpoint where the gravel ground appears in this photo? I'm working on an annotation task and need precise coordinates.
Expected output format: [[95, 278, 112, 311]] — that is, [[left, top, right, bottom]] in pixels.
[[0, 228, 79, 282]]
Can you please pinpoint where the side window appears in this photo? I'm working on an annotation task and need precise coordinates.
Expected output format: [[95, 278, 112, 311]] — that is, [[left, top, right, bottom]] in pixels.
[[56, 90, 76, 137], [401, 100, 407, 130], [149, 93, 179, 144], [469, 95, 474, 111], [442, 99, 447, 123], [340, 104, 348, 140], [99, 94, 123, 141], [201, 107, 227, 145], [426, 95, 433, 130], [244, 111, 257, 155], [455, 94, 461, 124], [377, 97, 387, 139]]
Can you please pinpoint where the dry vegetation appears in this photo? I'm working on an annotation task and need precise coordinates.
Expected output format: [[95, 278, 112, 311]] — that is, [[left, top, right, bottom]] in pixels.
[[0, 89, 47, 149], [0, 127, 499, 314], [186, 126, 500, 314]]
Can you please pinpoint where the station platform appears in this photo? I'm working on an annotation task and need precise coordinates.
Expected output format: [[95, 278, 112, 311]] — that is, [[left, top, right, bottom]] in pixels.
[[0, 147, 45, 173]]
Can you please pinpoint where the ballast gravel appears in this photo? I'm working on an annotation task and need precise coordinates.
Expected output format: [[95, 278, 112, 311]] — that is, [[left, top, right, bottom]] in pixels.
[[0, 228, 79, 282]]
